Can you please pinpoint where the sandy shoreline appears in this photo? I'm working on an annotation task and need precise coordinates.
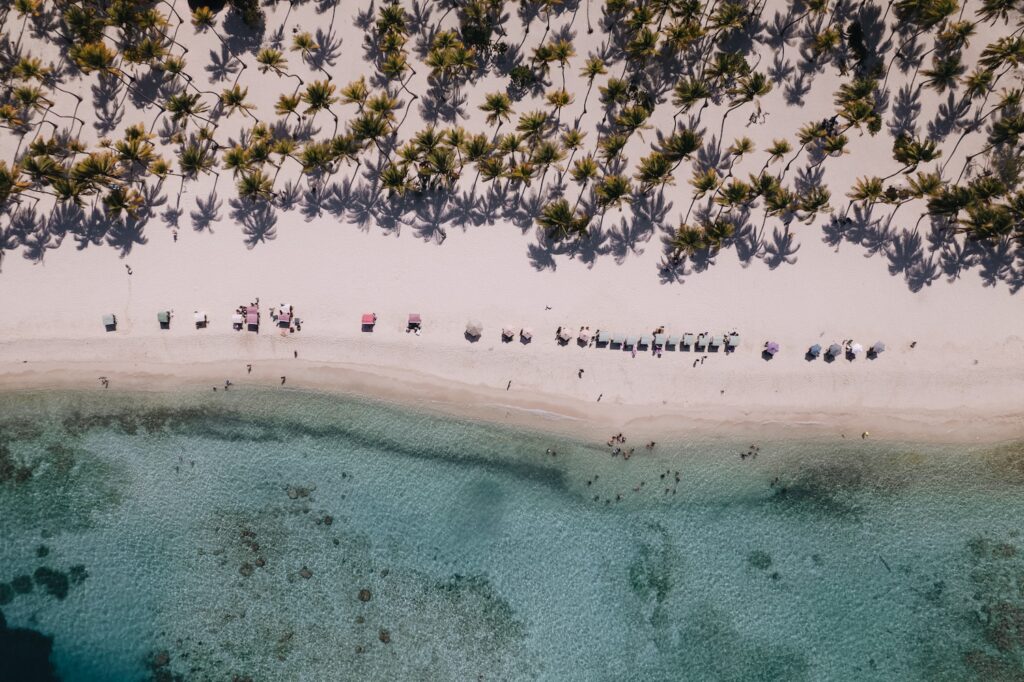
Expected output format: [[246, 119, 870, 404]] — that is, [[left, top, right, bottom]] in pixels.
[[1, 1, 1022, 449], [1, 332, 1021, 446]]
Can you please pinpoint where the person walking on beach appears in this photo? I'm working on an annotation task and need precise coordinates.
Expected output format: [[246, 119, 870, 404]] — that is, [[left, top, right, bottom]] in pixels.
[[597, 394, 602, 402], [294, 350, 298, 359], [247, 364, 252, 374], [506, 380, 512, 391], [578, 369, 584, 378], [281, 376, 286, 385], [125, 264, 132, 275]]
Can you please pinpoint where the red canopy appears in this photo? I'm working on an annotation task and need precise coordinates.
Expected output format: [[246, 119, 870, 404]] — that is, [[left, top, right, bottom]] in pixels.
[[245, 305, 258, 314], [278, 313, 292, 324], [246, 312, 258, 324], [408, 314, 421, 324], [362, 313, 376, 324]]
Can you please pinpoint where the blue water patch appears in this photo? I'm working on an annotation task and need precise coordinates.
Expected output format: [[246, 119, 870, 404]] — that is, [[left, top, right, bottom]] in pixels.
[[0, 389, 1022, 680]]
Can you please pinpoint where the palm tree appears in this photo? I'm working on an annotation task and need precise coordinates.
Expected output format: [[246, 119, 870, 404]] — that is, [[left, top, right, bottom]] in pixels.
[[275, 93, 301, 118], [635, 152, 674, 193], [0, 162, 30, 207], [164, 91, 213, 127], [103, 185, 144, 218], [340, 78, 370, 111], [237, 169, 274, 202], [578, 56, 606, 117], [302, 80, 339, 134], [669, 223, 707, 260], [220, 85, 258, 121], [480, 92, 513, 136], [292, 31, 330, 80], [380, 162, 413, 197], [537, 197, 590, 241], [594, 174, 632, 216], [889, 134, 941, 179], [672, 76, 711, 125]]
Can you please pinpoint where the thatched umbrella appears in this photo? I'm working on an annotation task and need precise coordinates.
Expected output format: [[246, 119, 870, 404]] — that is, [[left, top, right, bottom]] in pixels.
[[466, 320, 483, 337]]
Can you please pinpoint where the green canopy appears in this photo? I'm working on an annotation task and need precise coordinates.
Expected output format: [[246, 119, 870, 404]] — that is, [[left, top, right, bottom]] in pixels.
[[157, 311, 170, 324]]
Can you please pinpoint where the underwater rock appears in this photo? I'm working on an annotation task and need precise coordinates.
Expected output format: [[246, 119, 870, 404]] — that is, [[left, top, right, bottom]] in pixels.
[[358, 588, 372, 602], [0, 612, 59, 682], [299, 566, 312, 579], [254, 557, 265, 568], [355, 616, 365, 625], [378, 629, 391, 644], [35, 546, 49, 558], [323, 515, 333, 526], [239, 563, 254, 577], [68, 564, 88, 586], [0, 584, 12, 605], [151, 650, 170, 668], [33, 567, 70, 600], [11, 575, 32, 594], [748, 551, 773, 571]]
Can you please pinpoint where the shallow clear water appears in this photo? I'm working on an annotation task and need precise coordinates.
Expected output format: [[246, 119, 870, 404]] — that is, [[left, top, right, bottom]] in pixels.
[[1, 389, 1023, 681]]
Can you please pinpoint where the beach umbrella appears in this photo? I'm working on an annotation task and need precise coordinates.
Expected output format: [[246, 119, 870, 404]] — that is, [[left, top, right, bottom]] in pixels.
[[850, 343, 864, 356], [361, 313, 376, 325], [827, 343, 842, 357], [625, 335, 639, 347], [639, 334, 654, 347], [520, 328, 533, 340], [502, 325, 515, 338], [102, 314, 116, 330], [558, 326, 572, 341], [597, 331, 611, 344], [727, 333, 740, 348], [611, 333, 625, 344], [682, 333, 695, 347], [654, 333, 667, 346], [765, 341, 780, 355], [710, 335, 725, 348], [157, 311, 170, 325], [408, 313, 422, 326], [466, 320, 483, 337], [578, 328, 591, 343], [872, 341, 885, 354], [809, 343, 822, 357], [667, 334, 680, 347]]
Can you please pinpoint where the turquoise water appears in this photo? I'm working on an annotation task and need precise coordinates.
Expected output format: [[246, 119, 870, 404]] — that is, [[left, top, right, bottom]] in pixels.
[[1, 389, 1023, 681]]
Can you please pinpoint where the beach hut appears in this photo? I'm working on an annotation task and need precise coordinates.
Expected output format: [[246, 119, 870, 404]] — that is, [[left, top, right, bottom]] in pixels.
[[501, 325, 515, 340], [103, 314, 116, 332], [850, 342, 864, 356], [808, 343, 822, 358], [764, 341, 780, 356], [245, 305, 259, 332], [611, 333, 625, 345], [194, 311, 207, 329], [871, 341, 885, 355], [639, 334, 654, 348], [654, 333, 667, 348], [827, 343, 842, 358], [157, 311, 171, 329], [727, 332, 740, 349], [682, 332, 695, 348], [408, 314, 422, 332], [465, 320, 483, 338], [597, 330, 611, 345], [520, 328, 533, 342], [578, 328, 591, 344], [557, 326, 572, 342], [361, 313, 376, 330], [710, 334, 725, 349], [667, 334, 680, 348]]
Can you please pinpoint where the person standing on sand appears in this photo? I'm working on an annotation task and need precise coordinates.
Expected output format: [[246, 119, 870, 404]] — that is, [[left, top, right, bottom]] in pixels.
[[294, 350, 298, 359], [597, 394, 602, 402], [125, 264, 132, 275], [247, 364, 252, 374], [281, 376, 286, 385], [506, 380, 512, 391]]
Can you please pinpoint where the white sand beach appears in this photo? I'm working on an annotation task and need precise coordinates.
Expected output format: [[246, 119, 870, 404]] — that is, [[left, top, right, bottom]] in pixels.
[[0, 0, 1022, 444]]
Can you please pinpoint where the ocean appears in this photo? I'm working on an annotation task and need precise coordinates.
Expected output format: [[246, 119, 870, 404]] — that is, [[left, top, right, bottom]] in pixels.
[[0, 389, 1022, 681]]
